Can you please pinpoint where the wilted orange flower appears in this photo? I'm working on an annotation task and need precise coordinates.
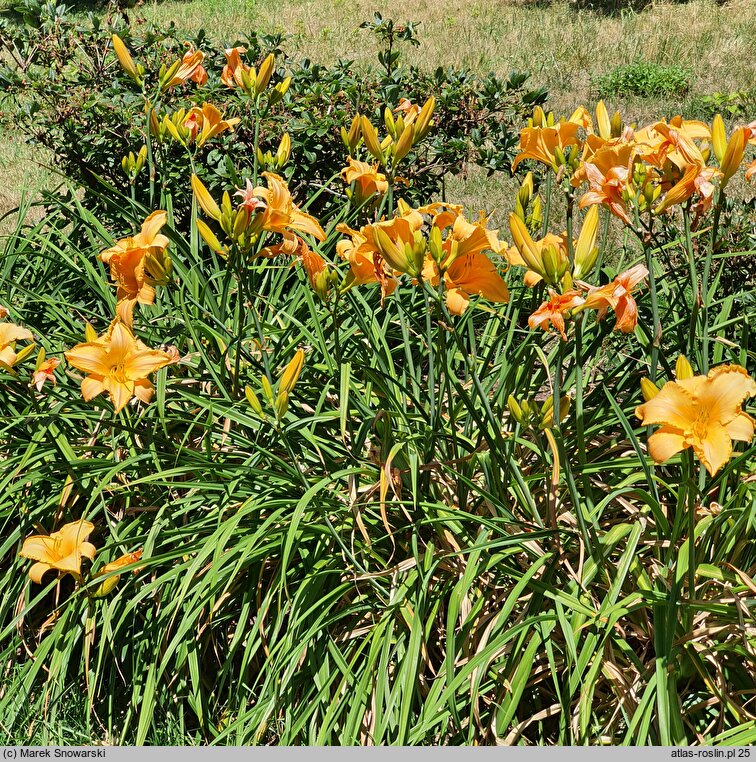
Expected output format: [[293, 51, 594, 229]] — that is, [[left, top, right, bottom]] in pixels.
[[165, 46, 207, 88], [528, 290, 585, 340], [635, 363, 756, 476], [65, 319, 177, 413], [19, 519, 96, 584], [580, 264, 648, 333], [512, 121, 581, 172], [221, 46, 250, 88], [394, 98, 420, 124], [99, 211, 171, 324], [32, 356, 60, 392], [183, 103, 240, 148], [340, 158, 388, 205], [0, 321, 34, 369]]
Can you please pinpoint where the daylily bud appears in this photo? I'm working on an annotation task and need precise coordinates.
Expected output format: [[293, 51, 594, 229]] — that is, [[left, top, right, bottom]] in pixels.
[[711, 114, 726, 165], [261, 374, 274, 404], [414, 96, 435, 141], [276, 133, 291, 167], [528, 195, 543, 233], [720, 126, 747, 190], [159, 59, 182, 91], [268, 76, 291, 106], [675, 355, 694, 380], [640, 377, 660, 401], [384, 106, 396, 139], [517, 172, 534, 211], [610, 110, 623, 138], [196, 219, 227, 256], [428, 225, 444, 264], [541, 244, 560, 286], [233, 207, 249, 240], [85, 322, 98, 342], [393, 123, 414, 163], [191, 175, 221, 221], [245, 385, 264, 415], [572, 205, 599, 280], [255, 53, 275, 94], [280, 348, 305, 395], [507, 395, 524, 424], [595, 100, 611, 140], [361, 117, 384, 160], [509, 214, 545, 276], [112, 35, 142, 85], [347, 114, 361, 151], [532, 106, 546, 128], [275, 390, 290, 419]]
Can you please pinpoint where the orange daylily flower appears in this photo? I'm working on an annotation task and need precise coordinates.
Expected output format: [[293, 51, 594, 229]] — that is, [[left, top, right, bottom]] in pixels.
[[165, 46, 207, 88], [19, 519, 97, 584], [32, 356, 60, 391], [512, 121, 581, 172], [65, 319, 177, 413], [253, 173, 326, 256], [183, 103, 240, 148], [0, 321, 34, 369], [433, 251, 509, 315], [336, 223, 397, 300], [340, 158, 388, 205], [634, 118, 711, 170], [635, 363, 756, 476], [528, 290, 585, 340], [99, 211, 171, 324], [580, 263, 648, 333], [221, 46, 251, 89], [655, 162, 722, 215]]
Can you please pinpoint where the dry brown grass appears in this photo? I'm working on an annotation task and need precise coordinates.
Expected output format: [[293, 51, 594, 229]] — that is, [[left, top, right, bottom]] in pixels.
[[138, 0, 756, 120]]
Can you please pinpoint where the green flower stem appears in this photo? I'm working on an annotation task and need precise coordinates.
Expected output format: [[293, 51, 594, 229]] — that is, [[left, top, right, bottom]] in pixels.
[[701, 190, 723, 374], [682, 205, 700, 366]]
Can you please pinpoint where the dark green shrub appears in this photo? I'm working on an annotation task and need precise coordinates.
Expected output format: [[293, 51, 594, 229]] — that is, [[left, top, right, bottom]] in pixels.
[[0, 0, 547, 222]]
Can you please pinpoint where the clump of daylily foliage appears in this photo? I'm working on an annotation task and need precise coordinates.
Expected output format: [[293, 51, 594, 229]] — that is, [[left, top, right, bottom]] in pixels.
[[1, 28, 756, 747]]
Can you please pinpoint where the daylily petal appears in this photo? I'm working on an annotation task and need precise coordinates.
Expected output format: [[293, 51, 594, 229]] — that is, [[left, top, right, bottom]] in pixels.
[[65, 343, 111, 376], [725, 411, 755, 442], [29, 562, 53, 584], [647, 426, 687, 464], [635, 382, 698, 430], [693, 422, 732, 477]]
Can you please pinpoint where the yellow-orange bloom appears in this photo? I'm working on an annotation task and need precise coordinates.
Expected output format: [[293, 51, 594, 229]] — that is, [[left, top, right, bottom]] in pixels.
[[19, 519, 96, 584], [576, 142, 636, 225], [336, 223, 397, 300], [340, 158, 388, 205], [655, 162, 721, 215], [65, 319, 177, 413], [580, 264, 648, 333], [99, 211, 171, 324], [221, 47, 250, 89], [436, 251, 509, 315], [0, 321, 34, 369], [528, 290, 585, 340], [512, 121, 581, 172], [635, 364, 756, 476], [184, 103, 240, 148], [254, 172, 326, 248], [164, 46, 208, 88]]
